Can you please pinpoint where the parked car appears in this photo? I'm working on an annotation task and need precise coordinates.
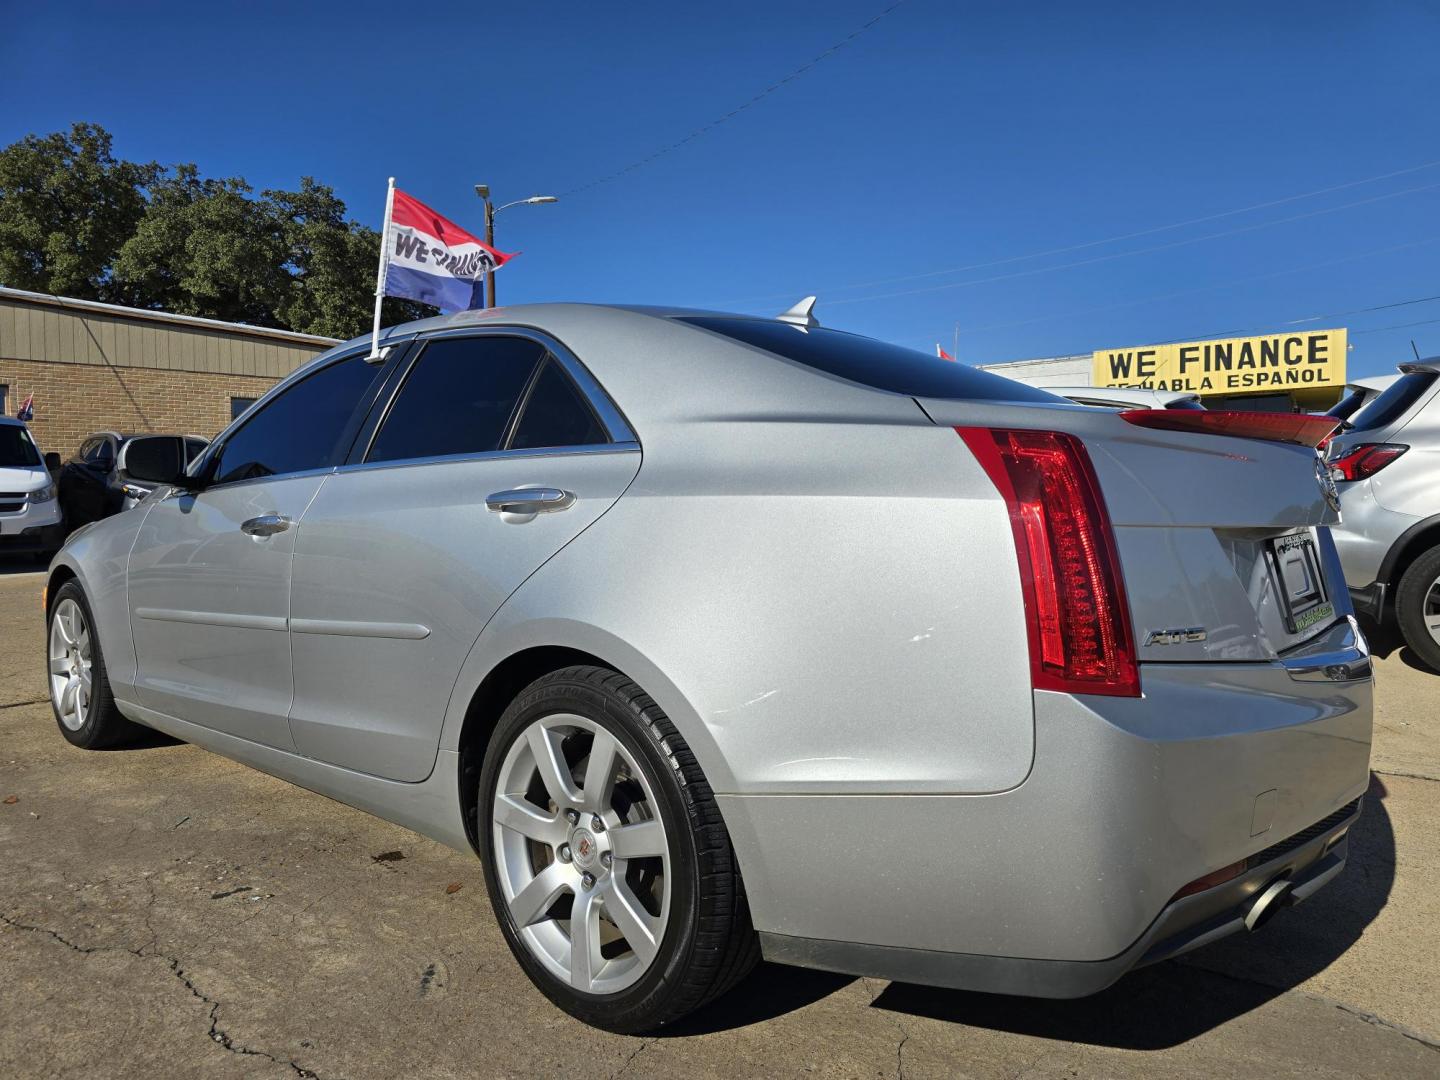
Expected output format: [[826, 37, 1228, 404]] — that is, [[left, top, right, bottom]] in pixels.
[[0, 416, 63, 560], [45, 302, 1370, 1032], [1045, 385, 1205, 410], [1325, 359, 1440, 669], [1326, 374, 1399, 426], [57, 431, 208, 530]]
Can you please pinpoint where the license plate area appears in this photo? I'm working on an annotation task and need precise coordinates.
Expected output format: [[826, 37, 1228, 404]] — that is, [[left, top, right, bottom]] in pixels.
[[1266, 533, 1333, 634]]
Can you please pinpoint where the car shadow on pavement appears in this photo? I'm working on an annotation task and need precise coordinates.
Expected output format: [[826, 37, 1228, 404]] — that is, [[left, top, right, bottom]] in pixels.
[[660, 963, 857, 1036], [868, 773, 1396, 1050], [1358, 614, 1438, 675]]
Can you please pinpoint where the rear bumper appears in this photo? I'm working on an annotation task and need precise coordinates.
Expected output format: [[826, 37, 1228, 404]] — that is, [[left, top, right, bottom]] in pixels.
[[761, 800, 1358, 998], [721, 620, 1373, 996]]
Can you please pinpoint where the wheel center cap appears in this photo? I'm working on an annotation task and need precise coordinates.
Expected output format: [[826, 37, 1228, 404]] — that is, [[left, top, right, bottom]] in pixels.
[[570, 827, 599, 870]]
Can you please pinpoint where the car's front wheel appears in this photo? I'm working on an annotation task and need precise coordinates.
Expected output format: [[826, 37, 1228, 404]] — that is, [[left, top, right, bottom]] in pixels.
[[47, 581, 142, 748], [478, 665, 758, 1032], [1395, 545, 1440, 672]]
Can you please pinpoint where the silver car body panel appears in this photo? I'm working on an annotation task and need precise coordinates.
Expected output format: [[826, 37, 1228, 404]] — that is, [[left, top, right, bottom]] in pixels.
[[52, 302, 1372, 995]]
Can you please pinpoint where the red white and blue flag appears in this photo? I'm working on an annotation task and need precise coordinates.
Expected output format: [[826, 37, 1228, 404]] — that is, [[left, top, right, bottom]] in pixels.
[[15, 392, 34, 422], [382, 188, 515, 314]]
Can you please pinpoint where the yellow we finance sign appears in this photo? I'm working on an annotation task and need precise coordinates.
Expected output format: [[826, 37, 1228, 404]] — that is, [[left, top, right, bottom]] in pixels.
[[1092, 329, 1346, 397]]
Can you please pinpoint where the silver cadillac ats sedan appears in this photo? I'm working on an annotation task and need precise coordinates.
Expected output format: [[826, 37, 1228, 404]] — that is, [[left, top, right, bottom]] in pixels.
[[44, 301, 1372, 1032]]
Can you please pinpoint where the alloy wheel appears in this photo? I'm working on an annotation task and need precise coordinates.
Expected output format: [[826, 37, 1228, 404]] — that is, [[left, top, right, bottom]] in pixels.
[[491, 713, 672, 995], [1426, 576, 1440, 648], [48, 598, 92, 732]]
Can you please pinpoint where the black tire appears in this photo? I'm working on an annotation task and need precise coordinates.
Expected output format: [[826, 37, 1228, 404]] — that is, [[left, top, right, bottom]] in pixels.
[[46, 581, 143, 749], [1395, 545, 1440, 673], [478, 665, 759, 1033]]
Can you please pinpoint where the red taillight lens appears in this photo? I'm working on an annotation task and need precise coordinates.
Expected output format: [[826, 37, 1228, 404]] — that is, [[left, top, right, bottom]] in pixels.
[[1118, 409, 1339, 448], [1328, 443, 1408, 482], [1170, 859, 1247, 902], [957, 428, 1140, 698]]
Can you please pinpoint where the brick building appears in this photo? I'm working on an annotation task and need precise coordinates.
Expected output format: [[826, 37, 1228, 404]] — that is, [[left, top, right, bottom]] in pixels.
[[0, 287, 338, 458]]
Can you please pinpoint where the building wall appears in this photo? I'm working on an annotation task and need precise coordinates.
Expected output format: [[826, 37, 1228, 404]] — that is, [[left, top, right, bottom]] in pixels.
[[0, 357, 281, 459], [0, 292, 331, 378], [977, 355, 1092, 387]]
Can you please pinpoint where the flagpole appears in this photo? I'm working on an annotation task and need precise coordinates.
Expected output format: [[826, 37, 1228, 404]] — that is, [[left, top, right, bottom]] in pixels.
[[368, 177, 396, 361]]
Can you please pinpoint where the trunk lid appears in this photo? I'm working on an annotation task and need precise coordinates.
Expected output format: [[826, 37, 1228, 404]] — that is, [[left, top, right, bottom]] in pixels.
[[919, 396, 1344, 663]]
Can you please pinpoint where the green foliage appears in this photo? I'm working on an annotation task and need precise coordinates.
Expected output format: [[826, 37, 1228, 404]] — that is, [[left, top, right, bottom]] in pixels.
[[0, 124, 435, 338], [0, 122, 157, 300]]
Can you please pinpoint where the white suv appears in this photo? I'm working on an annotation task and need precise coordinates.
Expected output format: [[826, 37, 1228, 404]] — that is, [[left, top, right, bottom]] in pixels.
[[0, 416, 63, 560]]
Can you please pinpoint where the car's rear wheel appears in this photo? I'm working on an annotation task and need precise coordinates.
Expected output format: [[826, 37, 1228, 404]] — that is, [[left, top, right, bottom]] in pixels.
[[478, 665, 758, 1032], [1395, 545, 1440, 672], [47, 582, 142, 748]]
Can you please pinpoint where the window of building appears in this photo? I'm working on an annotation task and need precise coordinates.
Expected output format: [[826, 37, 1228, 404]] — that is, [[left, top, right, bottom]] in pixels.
[[0, 385, 7, 416], [211, 355, 382, 485], [366, 336, 545, 464], [231, 397, 258, 421]]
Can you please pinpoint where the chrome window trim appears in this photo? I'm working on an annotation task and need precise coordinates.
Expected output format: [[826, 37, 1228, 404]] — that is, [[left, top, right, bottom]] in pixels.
[[334, 441, 640, 478], [405, 325, 638, 446]]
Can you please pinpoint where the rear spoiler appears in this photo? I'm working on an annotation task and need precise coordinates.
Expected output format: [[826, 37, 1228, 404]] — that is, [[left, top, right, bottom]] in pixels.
[[1118, 410, 1338, 448]]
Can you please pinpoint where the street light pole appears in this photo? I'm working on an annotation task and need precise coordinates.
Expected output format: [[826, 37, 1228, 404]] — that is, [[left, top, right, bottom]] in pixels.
[[474, 185, 558, 309]]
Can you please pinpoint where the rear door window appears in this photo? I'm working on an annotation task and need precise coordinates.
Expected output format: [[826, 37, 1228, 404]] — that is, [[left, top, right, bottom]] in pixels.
[[366, 336, 545, 464], [508, 359, 609, 450], [680, 317, 1062, 402], [1349, 370, 1438, 433]]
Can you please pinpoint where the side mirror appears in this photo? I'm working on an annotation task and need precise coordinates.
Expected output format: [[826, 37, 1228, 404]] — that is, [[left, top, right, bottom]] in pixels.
[[118, 435, 194, 488], [43, 452, 61, 473]]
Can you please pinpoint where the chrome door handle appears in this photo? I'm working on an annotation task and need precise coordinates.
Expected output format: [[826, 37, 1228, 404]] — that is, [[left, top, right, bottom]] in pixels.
[[485, 488, 575, 514], [240, 513, 292, 537]]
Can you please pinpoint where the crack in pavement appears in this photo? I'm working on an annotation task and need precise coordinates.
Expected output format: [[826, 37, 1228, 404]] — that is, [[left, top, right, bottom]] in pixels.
[[1373, 768, 1440, 784], [862, 976, 913, 1080], [608, 1036, 655, 1080], [0, 697, 47, 710], [1176, 958, 1440, 1052], [0, 912, 324, 1078]]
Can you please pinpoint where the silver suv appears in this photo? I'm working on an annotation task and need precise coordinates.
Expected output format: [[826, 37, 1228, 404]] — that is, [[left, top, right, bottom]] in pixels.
[[1326, 359, 1440, 668]]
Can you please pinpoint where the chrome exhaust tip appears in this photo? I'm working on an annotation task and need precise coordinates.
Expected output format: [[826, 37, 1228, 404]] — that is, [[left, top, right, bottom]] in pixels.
[[1245, 877, 1294, 932]]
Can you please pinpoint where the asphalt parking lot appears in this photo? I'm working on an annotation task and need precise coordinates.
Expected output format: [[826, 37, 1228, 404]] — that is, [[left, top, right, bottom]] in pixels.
[[1, 564, 1437, 1079]]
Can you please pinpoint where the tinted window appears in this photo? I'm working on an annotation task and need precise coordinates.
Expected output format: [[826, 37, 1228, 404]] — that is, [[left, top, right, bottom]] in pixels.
[[87, 438, 115, 468], [509, 359, 608, 450], [0, 425, 40, 468], [680, 317, 1063, 402], [1349, 370, 1438, 433], [367, 336, 543, 463], [184, 438, 207, 463], [212, 355, 380, 484], [1326, 388, 1368, 422]]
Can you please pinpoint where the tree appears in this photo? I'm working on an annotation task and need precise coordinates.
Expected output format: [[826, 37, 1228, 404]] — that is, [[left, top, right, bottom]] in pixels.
[[112, 165, 290, 325], [266, 178, 429, 339], [1, 123, 436, 336], [0, 122, 156, 300]]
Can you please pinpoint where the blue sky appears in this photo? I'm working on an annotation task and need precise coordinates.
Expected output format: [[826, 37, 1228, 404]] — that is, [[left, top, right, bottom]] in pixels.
[[4, 1, 1439, 379]]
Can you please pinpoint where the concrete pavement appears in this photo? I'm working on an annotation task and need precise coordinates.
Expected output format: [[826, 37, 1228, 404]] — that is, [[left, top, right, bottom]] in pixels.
[[1, 565, 1437, 1078]]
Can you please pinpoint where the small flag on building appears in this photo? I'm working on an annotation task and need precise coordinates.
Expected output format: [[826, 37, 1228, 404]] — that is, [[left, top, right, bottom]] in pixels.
[[15, 392, 34, 422], [365, 179, 516, 360], [935, 344, 954, 362]]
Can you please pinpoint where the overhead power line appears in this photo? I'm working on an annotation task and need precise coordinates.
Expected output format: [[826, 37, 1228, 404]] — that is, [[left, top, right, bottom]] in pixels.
[[724, 156, 1440, 307], [559, 0, 908, 198], [821, 181, 1440, 307]]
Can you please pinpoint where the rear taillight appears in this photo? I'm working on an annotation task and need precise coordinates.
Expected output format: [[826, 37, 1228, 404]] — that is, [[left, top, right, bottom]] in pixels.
[[1328, 443, 1408, 482], [957, 428, 1140, 698], [1118, 409, 1338, 448]]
